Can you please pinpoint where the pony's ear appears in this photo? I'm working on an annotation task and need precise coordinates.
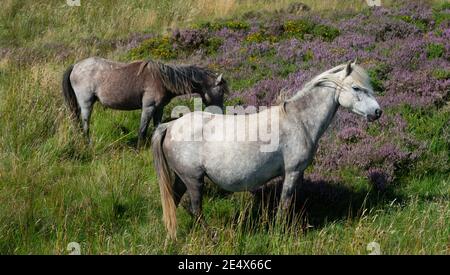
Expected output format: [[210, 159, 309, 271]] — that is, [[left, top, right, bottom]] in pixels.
[[215, 73, 223, 86], [345, 61, 353, 77], [352, 57, 357, 65]]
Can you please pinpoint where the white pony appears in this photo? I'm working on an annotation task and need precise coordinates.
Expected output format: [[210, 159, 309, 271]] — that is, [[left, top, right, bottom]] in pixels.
[[152, 61, 382, 239]]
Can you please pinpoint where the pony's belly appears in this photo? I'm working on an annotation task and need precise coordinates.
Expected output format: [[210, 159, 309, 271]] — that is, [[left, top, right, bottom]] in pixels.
[[97, 90, 142, 110], [212, 173, 280, 192], [204, 148, 283, 192], [100, 101, 141, 110]]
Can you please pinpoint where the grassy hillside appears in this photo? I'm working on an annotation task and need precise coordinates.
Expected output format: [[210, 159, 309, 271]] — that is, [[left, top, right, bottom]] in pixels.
[[0, 0, 449, 254]]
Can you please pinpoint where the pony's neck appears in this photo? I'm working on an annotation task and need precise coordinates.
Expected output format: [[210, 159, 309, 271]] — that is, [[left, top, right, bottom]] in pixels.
[[285, 85, 339, 143]]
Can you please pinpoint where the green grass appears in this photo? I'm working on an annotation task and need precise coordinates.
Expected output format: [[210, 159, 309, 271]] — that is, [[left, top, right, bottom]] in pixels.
[[283, 19, 340, 41], [401, 105, 450, 177], [0, 0, 449, 254], [426, 43, 445, 59]]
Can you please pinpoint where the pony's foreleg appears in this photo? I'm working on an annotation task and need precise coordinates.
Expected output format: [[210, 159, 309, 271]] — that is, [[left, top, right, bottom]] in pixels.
[[279, 171, 303, 214], [137, 104, 155, 148], [153, 105, 164, 127]]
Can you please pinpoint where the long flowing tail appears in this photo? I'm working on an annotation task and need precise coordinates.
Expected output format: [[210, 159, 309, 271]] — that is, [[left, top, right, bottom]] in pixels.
[[61, 64, 80, 122], [152, 123, 177, 240]]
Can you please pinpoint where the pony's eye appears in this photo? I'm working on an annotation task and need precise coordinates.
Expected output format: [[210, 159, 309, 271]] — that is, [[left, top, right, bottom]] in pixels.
[[352, 85, 370, 95]]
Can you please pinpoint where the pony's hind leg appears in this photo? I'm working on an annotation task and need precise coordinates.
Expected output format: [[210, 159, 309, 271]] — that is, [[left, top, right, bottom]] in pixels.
[[173, 174, 187, 207], [180, 175, 207, 227], [182, 176, 219, 242], [79, 96, 96, 143]]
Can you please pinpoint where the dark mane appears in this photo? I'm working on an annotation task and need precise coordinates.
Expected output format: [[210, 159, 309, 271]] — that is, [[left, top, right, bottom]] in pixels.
[[146, 60, 216, 95]]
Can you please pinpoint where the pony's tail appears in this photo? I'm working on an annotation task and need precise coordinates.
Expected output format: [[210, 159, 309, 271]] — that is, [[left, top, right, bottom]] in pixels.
[[152, 123, 177, 240], [62, 64, 80, 122]]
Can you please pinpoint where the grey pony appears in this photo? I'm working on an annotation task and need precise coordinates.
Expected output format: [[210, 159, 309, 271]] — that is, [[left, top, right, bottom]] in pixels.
[[62, 57, 228, 147]]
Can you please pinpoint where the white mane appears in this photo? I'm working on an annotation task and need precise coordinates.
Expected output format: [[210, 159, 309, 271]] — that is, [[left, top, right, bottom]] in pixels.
[[287, 63, 372, 102]]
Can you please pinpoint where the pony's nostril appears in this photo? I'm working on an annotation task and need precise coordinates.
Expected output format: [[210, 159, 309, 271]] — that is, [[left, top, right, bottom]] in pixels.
[[375, 109, 382, 117]]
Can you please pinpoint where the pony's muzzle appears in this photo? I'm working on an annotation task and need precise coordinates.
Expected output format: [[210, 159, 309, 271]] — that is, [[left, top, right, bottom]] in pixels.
[[375, 108, 382, 118], [368, 108, 382, 122]]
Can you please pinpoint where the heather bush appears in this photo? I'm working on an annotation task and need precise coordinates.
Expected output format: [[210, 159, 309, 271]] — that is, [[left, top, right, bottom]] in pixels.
[[311, 24, 341, 42], [128, 36, 176, 60], [238, 77, 287, 106], [204, 37, 224, 55], [283, 19, 315, 39], [310, 111, 422, 189], [367, 63, 390, 93], [197, 20, 250, 31], [172, 29, 224, 56], [172, 28, 208, 50], [282, 19, 340, 41], [245, 31, 278, 43], [396, 15, 428, 31]]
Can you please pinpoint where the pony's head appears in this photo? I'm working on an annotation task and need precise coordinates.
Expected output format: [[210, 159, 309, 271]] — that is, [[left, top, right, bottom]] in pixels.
[[204, 73, 229, 109], [148, 61, 228, 110], [335, 60, 382, 122]]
